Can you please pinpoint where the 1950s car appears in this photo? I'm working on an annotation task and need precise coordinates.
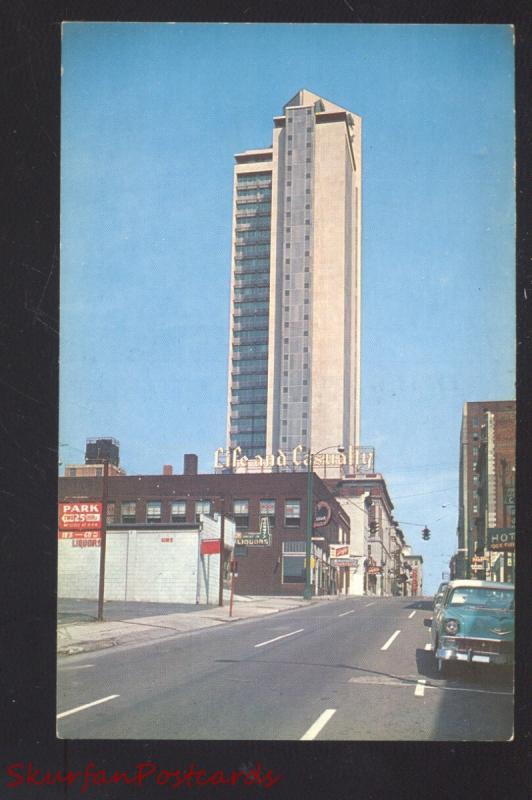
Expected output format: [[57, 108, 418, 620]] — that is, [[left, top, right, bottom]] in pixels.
[[431, 579, 514, 675], [432, 581, 449, 612]]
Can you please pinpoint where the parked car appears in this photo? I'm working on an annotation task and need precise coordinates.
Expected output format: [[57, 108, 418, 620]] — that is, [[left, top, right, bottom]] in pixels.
[[431, 579, 514, 675], [432, 581, 449, 611]]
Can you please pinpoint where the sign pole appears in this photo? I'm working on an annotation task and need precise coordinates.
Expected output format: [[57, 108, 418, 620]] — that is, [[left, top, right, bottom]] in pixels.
[[229, 562, 236, 617], [218, 496, 225, 607], [304, 454, 313, 600], [96, 459, 109, 622]]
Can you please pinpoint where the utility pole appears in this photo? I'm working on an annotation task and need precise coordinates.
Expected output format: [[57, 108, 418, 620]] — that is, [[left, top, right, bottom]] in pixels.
[[218, 496, 225, 607], [304, 454, 314, 600], [97, 459, 109, 621]]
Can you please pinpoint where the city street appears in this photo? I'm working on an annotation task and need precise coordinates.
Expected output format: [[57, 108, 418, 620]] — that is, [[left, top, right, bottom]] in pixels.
[[57, 597, 513, 741]]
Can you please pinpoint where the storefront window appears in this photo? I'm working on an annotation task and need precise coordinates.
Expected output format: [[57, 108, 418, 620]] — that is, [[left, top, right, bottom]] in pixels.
[[282, 555, 305, 583]]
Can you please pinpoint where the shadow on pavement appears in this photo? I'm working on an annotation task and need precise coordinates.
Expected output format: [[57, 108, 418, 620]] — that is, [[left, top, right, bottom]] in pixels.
[[404, 599, 433, 611], [57, 598, 217, 624], [415, 647, 514, 689]]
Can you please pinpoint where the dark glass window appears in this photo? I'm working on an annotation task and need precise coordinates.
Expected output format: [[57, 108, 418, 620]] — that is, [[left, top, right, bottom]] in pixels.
[[282, 555, 305, 583]]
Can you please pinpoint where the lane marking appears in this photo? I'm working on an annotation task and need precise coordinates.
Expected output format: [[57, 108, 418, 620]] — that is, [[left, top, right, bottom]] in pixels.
[[429, 685, 513, 697], [381, 630, 401, 651], [338, 609, 356, 617], [346, 677, 512, 696], [254, 628, 304, 648], [300, 709, 336, 740], [365, 602, 376, 607], [424, 643, 432, 651], [57, 694, 119, 719], [415, 679, 427, 697], [408, 611, 416, 619], [58, 664, 95, 671]]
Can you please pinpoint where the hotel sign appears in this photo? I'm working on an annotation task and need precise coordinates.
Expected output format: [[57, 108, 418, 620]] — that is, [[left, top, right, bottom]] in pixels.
[[487, 528, 515, 551], [214, 445, 375, 473]]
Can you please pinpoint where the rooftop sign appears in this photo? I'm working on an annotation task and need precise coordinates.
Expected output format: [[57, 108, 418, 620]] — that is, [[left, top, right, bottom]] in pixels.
[[214, 445, 375, 473]]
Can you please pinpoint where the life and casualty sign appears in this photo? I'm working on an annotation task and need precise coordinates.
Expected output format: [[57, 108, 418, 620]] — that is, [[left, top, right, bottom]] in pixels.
[[58, 502, 102, 530]]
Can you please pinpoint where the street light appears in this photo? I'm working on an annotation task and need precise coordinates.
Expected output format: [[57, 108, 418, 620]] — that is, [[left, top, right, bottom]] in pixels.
[[304, 444, 345, 600]]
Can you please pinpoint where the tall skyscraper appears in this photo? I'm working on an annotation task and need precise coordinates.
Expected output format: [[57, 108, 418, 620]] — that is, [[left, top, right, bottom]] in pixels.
[[225, 90, 362, 474]]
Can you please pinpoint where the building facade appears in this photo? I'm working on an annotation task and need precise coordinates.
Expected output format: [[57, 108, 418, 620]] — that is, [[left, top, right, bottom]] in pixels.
[[453, 401, 515, 580], [324, 473, 411, 596], [226, 90, 362, 476], [58, 514, 235, 605], [58, 458, 351, 598]]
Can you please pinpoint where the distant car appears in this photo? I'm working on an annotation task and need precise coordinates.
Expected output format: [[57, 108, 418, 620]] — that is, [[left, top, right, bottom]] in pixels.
[[432, 581, 449, 611], [431, 579, 514, 675]]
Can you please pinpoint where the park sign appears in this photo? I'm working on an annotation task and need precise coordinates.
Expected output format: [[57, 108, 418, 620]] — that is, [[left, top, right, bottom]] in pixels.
[[58, 502, 102, 531], [487, 528, 515, 551]]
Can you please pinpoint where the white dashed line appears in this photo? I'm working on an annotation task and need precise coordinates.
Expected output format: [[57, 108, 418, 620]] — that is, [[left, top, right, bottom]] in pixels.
[[254, 628, 304, 648], [58, 664, 95, 671], [415, 679, 427, 697], [381, 630, 401, 651], [365, 601, 376, 607], [300, 709, 337, 740], [338, 609, 356, 617], [408, 611, 416, 619], [57, 694, 119, 719]]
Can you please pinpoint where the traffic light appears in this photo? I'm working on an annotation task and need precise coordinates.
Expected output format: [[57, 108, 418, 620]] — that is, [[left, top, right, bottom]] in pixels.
[[369, 520, 378, 536], [421, 526, 431, 541]]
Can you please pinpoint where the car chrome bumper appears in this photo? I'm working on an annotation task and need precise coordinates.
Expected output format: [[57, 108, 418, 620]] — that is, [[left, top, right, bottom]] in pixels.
[[436, 647, 512, 666]]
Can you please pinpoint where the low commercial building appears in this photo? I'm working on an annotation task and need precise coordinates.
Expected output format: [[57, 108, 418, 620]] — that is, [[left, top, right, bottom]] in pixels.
[[58, 455, 350, 599], [324, 473, 410, 596], [58, 513, 235, 605]]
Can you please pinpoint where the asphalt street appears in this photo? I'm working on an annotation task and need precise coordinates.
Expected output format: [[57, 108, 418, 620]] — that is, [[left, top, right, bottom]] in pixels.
[[57, 597, 513, 741]]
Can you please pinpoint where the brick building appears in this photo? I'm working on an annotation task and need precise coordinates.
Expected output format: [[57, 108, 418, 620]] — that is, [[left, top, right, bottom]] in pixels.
[[452, 401, 515, 581], [58, 456, 350, 598]]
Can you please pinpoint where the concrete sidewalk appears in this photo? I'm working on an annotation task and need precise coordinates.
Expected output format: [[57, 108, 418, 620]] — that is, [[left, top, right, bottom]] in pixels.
[[57, 594, 343, 656]]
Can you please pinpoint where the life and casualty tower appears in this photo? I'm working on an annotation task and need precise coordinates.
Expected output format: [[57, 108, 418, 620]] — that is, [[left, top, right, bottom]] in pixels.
[[226, 90, 362, 474]]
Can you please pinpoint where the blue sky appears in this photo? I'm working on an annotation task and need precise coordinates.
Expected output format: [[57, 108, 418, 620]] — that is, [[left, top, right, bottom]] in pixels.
[[60, 23, 515, 592]]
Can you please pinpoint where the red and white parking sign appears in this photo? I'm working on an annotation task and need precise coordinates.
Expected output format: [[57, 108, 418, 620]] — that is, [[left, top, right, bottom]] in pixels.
[[58, 502, 102, 530]]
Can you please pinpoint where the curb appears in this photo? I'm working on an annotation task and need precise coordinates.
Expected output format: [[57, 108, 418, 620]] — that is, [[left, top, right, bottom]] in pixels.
[[57, 598, 325, 657]]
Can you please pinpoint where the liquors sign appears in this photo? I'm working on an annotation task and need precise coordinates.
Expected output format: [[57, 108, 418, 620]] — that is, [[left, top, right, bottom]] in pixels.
[[214, 445, 375, 473]]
